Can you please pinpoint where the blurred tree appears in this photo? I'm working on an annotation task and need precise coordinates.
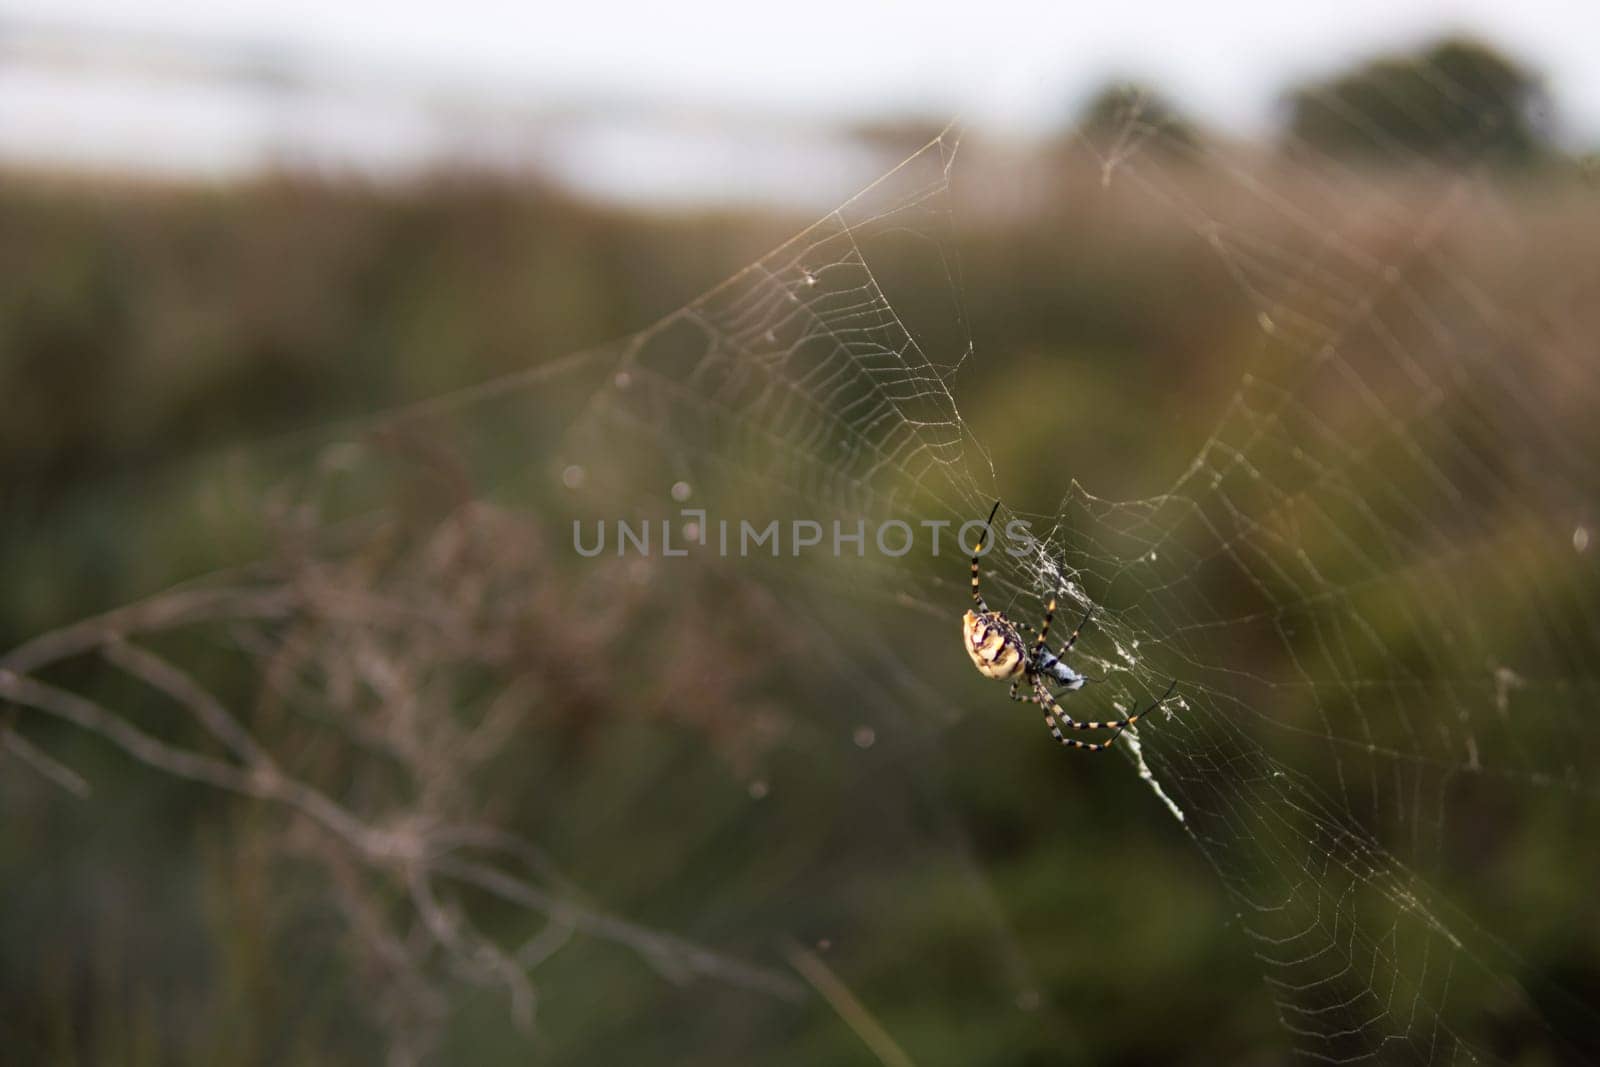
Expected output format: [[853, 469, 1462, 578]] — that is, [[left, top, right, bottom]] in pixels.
[[1074, 80, 1202, 158], [1281, 36, 1555, 166]]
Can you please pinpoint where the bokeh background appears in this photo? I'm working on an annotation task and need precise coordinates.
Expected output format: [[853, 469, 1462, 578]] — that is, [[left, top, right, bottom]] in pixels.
[[2, 4, 1598, 1065]]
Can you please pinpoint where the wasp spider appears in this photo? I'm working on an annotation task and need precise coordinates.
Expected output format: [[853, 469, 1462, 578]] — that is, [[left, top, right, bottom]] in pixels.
[[962, 502, 1176, 751]]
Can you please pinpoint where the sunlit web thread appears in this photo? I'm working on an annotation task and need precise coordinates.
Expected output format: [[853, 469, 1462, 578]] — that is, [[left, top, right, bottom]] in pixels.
[[581, 137, 986, 526], [1062, 66, 1597, 1062]]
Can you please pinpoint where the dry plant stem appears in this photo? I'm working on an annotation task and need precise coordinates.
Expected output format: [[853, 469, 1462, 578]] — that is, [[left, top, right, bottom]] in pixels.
[[785, 941, 916, 1067], [432, 855, 804, 1000], [102, 638, 275, 769], [2, 726, 91, 797], [0, 513, 810, 1035], [407, 863, 538, 1032], [0, 649, 804, 1004], [0, 586, 296, 676], [0, 670, 371, 847]]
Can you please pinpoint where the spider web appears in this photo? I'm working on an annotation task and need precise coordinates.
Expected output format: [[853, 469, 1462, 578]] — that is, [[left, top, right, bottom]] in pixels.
[[4, 60, 1600, 1065], [552, 107, 1600, 1061]]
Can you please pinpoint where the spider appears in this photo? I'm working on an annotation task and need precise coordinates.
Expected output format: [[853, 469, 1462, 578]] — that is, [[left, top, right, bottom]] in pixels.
[[962, 501, 1176, 751]]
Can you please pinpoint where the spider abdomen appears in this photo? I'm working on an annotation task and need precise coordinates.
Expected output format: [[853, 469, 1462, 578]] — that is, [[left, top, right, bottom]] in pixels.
[[962, 610, 1026, 680]]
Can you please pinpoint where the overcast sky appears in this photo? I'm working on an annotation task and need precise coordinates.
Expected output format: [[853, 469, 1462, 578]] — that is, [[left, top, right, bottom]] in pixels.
[[5, 0, 1599, 140]]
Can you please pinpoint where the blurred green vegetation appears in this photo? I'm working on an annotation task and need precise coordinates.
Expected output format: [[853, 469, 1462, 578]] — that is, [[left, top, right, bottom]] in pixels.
[[3, 36, 1600, 1067]]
